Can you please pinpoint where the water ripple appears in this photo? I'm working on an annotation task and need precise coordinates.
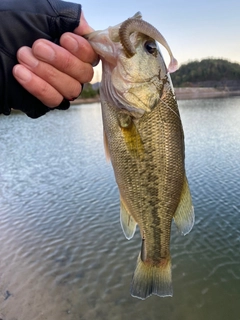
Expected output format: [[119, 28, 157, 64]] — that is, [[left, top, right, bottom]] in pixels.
[[0, 99, 240, 319]]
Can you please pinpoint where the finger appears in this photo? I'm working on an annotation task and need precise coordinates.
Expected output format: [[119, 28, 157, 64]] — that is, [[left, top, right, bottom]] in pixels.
[[17, 46, 82, 100], [13, 64, 63, 107], [60, 33, 99, 66], [32, 39, 95, 83]]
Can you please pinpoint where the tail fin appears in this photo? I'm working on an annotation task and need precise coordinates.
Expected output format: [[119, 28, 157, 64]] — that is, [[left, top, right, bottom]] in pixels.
[[130, 254, 172, 299]]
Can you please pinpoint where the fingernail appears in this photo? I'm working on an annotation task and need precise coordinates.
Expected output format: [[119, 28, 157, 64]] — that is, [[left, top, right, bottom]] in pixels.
[[64, 35, 78, 52], [34, 43, 55, 61], [18, 48, 39, 68], [14, 65, 32, 82]]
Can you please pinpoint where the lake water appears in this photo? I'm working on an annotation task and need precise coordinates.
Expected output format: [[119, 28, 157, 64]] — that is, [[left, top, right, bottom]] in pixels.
[[0, 97, 240, 320]]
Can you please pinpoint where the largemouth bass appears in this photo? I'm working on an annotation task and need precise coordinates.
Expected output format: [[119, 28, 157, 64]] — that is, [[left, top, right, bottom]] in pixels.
[[87, 12, 194, 299]]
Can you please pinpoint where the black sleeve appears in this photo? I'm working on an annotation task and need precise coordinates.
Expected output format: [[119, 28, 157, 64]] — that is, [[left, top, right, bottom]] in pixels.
[[0, 0, 81, 118]]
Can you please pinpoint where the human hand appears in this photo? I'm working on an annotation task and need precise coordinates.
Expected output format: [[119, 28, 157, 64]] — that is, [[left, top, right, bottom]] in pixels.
[[13, 12, 98, 108]]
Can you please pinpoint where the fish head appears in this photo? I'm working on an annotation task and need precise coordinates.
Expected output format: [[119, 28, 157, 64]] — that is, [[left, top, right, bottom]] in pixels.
[[86, 13, 178, 117]]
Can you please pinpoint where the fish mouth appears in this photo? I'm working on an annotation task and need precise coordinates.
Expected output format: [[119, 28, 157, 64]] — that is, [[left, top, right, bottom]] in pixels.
[[118, 13, 178, 73]]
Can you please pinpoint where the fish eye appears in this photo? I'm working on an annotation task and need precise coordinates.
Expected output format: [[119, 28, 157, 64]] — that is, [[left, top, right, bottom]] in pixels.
[[144, 40, 157, 55]]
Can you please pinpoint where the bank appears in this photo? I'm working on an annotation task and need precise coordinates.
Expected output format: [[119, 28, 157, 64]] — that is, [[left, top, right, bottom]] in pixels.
[[71, 88, 240, 105], [174, 87, 240, 100]]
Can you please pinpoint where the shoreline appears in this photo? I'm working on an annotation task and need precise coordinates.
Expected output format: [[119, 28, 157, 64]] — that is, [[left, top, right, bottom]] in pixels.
[[71, 97, 100, 105], [71, 88, 240, 105], [174, 87, 240, 100]]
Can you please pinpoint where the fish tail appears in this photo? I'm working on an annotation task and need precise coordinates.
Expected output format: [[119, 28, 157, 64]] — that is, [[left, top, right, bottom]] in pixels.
[[130, 254, 172, 299]]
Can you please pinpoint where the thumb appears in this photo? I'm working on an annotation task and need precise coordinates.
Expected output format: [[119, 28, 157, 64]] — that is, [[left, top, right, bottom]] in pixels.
[[74, 11, 94, 36]]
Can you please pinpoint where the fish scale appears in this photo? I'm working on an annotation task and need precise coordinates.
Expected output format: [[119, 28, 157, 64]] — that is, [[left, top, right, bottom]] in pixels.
[[87, 12, 194, 299], [138, 93, 184, 257]]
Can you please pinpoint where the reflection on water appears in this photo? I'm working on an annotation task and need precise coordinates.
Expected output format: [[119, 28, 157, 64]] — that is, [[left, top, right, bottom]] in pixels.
[[0, 98, 240, 320]]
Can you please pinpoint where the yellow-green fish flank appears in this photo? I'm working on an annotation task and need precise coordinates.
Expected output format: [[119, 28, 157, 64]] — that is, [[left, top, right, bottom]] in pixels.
[[86, 12, 194, 299]]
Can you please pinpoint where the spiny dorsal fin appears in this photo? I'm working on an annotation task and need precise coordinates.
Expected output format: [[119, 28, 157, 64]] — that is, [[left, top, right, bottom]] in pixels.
[[174, 175, 194, 236]]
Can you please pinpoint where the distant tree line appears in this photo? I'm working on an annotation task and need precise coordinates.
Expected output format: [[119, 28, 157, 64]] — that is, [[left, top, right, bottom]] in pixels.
[[78, 83, 99, 99], [171, 59, 240, 88], [78, 59, 240, 94]]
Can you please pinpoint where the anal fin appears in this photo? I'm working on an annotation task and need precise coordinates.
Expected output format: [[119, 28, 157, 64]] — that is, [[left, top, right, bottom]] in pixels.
[[174, 175, 194, 235], [120, 198, 137, 240]]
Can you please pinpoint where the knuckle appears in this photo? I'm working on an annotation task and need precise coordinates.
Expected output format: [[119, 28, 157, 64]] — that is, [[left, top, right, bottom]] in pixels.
[[77, 65, 94, 83], [45, 66, 57, 80], [39, 84, 62, 107], [62, 53, 73, 70], [71, 81, 82, 98], [63, 80, 81, 100], [39, 81, 50, 97]]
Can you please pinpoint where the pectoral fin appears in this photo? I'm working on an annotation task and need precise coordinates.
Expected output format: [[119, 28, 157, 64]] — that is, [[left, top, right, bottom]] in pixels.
[[174, 176, 194, 236], [118, 114, 144, 159], [120, 198, 137, 240]]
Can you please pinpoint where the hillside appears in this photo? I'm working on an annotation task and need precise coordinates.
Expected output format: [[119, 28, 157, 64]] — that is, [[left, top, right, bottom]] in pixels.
[[171, 59, 240, 89]]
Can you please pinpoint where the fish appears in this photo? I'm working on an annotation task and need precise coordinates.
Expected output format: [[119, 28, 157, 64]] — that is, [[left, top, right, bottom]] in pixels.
[[86, 12, 194, 299]]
